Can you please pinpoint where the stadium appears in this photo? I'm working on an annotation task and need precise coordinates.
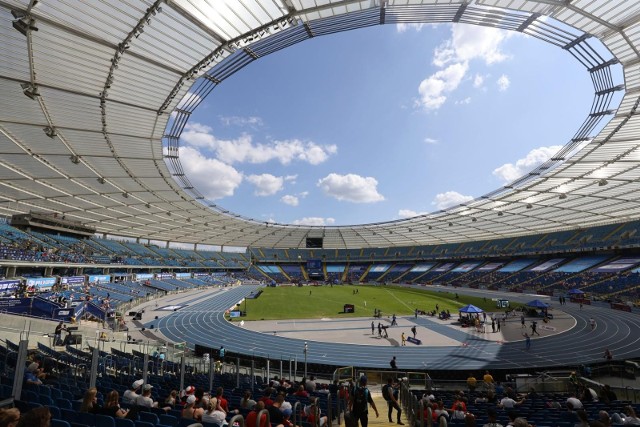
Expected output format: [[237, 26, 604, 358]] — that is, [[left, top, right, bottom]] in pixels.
[[1, 1, 640, 427]]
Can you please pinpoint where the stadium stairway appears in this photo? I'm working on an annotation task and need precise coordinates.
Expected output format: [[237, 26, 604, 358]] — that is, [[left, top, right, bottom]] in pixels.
[[339, 391, 407, 427]]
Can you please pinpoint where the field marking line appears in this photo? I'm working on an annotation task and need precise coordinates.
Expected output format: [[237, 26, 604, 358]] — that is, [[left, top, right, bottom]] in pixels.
[[385, 288, 414, 312]]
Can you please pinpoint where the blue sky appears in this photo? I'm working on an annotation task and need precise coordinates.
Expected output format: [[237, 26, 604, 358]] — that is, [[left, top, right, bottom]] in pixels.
[[177, 22, 598, 227]]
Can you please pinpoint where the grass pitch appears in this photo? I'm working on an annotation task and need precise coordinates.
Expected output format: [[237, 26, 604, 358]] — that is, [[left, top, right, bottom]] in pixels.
[[233, 285, 511, 321]]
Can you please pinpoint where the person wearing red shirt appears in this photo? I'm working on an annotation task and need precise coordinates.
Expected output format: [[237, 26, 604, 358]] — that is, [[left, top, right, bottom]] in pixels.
[[246, 401, 268, 427]]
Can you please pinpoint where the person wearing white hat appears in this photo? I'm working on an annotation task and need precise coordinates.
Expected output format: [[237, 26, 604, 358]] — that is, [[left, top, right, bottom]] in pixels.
[[182, 394, 204, 422], [123, 379, 143, 405], [136, 384, 156, 408]]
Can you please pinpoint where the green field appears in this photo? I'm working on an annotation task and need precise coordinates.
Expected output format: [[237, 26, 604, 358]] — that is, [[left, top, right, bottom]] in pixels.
[[233, 285, 511, 321]]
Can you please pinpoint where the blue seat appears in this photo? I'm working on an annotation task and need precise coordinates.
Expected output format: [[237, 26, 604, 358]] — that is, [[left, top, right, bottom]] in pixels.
[[51, 420, 71, 427], [39, 395, 55, 406], [60, 408, 76, 422], [139, 412, 159, 425], [21, 390, 38, 402], [76, 412, 96, 426], [134, 421, 155, 427], [0, 384, 11, 399], [57, 398, 73, 409], [50, 387, 62, 399], [178, 418, 202, 427], [114, 418, 136, 427], [96, 414, 116, 427], [47, 406, 61, 420], [159, 414, 178, 427]]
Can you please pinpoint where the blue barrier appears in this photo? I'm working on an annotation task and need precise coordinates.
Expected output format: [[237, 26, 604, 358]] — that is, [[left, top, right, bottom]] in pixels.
[[407, 337, 422, 345]]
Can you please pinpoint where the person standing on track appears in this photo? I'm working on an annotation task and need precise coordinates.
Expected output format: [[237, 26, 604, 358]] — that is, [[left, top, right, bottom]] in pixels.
[[390, 356, 398, 370], [590, 317, 596, 331], [523, 333, 531, 350]]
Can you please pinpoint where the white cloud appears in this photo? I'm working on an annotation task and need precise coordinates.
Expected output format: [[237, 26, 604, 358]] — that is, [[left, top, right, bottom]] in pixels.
[[246, 174, 284, 196], [177, 146, 243, 199], [473, 74, 485, 88], [432, 191, 474, 210], [455, 97, 471, 105], [219, 116, 263, 127], [433, 24, 512, 67], [396, 23, 427, 33], [497, 74, 510, 91], [292, 217, 336, 226], [176, 92, 202, 110], [417, 62, 469, 110], [284, 175, 298, 182], [493, 145, 563, 183], [398, 209, 429, 219], [416, 24, 512, 110], [424, 137, 438, 144], [181, 122, 337, 165], [281, 195, 299, 206], [299, 191, 309, 198], [317, 173, 385, 203]]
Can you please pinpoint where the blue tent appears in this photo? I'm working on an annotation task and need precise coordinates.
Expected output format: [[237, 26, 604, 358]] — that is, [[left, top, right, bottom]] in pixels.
[[526, 299, 550, 308], [459, 304, 484, 313], [567, 288, 585, 295]]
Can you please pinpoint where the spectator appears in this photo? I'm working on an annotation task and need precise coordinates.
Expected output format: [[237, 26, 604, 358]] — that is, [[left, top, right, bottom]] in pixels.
[[567, 394, 583, 410], [500, 394, 525, 409], [215, 387, 229, 412], [575, 409, 591, 427], [467, 373, 477, 392], [240, 389, 256, 410], [294, 384, 309, 398], [611, 406, 640, 425], [135, 384, 156, 408], [306, 396, 328, 427], [202, 397, 228, 426], [164, 389, 178, 407], [123, 379, 143, 405], [79, 387, 99, 413], [0, 408, 20, 427], [95, 390, 128, 418], [246, 401, 268, 427], [23, 362, 43, 386], [484, 408, 504, 427], [182, 395, 204, 421], [17, 407, 50, 427]]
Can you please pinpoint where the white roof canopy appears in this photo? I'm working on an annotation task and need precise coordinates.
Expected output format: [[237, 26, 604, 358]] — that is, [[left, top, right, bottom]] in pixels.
[[1, 0, 640, 248]]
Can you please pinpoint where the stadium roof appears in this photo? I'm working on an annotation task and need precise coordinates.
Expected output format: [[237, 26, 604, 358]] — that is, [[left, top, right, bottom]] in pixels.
[[1, 0, 640, 249]]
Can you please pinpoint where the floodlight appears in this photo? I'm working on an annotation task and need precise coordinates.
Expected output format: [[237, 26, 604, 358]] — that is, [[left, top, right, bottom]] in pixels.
[[12, 17, 38, 36], [21, 83, 40, 100], [43, 126, 57, 138]]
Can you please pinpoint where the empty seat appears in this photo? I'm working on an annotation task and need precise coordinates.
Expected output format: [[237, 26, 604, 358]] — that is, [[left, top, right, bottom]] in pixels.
[[114, 418, 136, 427], [96, 414, 116, 427], [139, 412, 159, 425], [159, 414, 178, 427]]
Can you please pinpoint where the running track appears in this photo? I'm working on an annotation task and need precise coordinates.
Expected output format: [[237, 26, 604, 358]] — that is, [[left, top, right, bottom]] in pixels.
[[154, 286, 640, 371]]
